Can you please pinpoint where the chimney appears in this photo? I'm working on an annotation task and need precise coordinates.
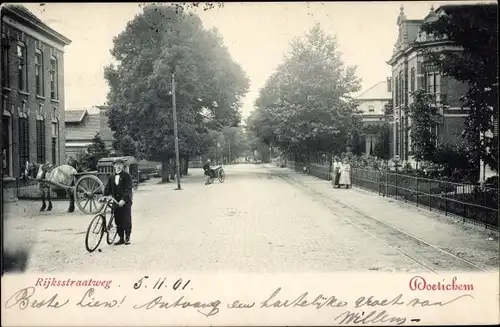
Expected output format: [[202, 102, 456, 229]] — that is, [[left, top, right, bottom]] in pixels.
[[387, 77, 392, 92]]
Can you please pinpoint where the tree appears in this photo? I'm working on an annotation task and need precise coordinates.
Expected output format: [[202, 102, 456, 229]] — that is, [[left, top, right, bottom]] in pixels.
[[105, 4, 249, 182], [67, 133, 109, 172], [418, 4, 498, 172], [249, 23, 362, 161], [404, 90, 442, 163], [113, 135, 139, 157], [373, 123, 391, 160]]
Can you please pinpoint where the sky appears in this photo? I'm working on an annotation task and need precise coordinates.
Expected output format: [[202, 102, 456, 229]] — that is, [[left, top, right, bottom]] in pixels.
[[20, 1, 484, 118]]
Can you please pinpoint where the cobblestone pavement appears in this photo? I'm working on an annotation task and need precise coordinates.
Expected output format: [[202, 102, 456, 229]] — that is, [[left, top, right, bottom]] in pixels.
[[3, 164, 498, 273]]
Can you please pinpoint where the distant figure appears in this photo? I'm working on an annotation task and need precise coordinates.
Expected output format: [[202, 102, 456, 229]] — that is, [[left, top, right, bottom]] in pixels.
[[338, 157, 352, 189], [203, 159, 212, 185], [332, 157, 342, 188]]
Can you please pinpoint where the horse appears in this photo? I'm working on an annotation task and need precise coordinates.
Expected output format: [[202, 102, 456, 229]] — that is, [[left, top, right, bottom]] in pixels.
[[35, 162, 78, 212]]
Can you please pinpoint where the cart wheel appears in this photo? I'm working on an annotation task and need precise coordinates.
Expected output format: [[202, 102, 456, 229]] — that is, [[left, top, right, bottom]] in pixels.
[[85, 214, 105, 253], [218, 169, 225, 183], [75, 175, 105, 215]]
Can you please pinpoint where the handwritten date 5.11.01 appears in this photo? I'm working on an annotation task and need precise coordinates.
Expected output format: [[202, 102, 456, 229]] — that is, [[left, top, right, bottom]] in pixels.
[[133, 276, 191, 291]]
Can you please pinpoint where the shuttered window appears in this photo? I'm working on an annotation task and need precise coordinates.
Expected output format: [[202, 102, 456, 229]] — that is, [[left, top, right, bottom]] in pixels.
[[51, 121, 58, 164], [36, 119, 46, 163], [2, 115, 10, 176], [19, 117, 29, 169]]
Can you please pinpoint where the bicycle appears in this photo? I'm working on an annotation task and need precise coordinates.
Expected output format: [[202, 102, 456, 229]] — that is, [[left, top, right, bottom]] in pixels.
[[85, 196, 119, 253]]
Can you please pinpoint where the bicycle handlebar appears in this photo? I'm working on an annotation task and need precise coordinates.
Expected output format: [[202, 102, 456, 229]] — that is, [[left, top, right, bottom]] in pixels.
[[100, 196, 119, 205]]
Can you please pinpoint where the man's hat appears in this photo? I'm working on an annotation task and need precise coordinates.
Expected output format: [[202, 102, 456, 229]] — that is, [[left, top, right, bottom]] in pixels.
[[114, 158, 125, 164]]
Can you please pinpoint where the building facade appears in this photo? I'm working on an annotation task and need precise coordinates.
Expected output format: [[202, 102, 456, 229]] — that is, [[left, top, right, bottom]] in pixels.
[[64, 105, 114, 162], [65, 108, 101, 161], [387, 6, 469, 166], [356, 80, 392, 155], [1, 5, 71, 181]]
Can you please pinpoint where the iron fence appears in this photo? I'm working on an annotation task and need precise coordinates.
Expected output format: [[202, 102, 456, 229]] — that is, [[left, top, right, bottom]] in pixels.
[[352, 168, 499, 230]]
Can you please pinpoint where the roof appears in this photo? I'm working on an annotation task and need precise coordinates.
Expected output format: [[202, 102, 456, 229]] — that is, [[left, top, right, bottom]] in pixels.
[[98, 156, 138, 165], [65, 110, 87, 123], [356, 81, 392, 100], [2, 4, 72, 45], [65, 114, 101, 140]]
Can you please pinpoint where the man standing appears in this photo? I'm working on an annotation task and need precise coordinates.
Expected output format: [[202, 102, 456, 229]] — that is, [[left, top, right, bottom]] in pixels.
[[104, 158, 133, 245], [203, 158, 212, 185]]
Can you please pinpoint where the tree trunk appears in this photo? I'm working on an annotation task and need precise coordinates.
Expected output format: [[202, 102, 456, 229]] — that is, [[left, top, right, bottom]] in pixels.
[[179, 157, 186, 177], [169, 158, 175, 180], [183, 156, 189, 176], [161, 159, 170, 183]]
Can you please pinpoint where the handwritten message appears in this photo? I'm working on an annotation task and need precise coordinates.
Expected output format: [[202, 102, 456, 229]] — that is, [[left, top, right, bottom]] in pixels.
[[3, 275, 477, 325]]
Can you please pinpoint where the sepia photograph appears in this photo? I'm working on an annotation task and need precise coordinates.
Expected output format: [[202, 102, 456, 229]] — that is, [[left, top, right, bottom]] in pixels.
[[0, 1, 498, 324]]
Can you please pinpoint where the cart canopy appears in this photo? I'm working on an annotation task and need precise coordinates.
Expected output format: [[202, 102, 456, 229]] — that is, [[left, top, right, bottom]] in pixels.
[[97, 156, 138, 167]]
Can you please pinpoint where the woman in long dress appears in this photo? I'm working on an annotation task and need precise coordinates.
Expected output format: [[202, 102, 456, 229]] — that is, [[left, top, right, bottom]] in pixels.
[[338, 157, 351, 189], [331, 157, 342, 188]]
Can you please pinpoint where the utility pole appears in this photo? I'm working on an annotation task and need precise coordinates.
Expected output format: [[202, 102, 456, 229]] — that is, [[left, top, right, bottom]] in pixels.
[[172, 72, 181, 190], [228, 137, 231, 164]]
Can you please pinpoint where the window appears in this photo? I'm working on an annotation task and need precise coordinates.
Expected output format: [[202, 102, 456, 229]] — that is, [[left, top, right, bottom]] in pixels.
[[426, 72, 436, 94], [1, 35, 9, 87], [368, 104, 375, 112], [417, 62, 426, 90], [404, 116, 409, 161], [51, 121, 58, 164], [395, 77, 399, 106], [425, 72, 441, 100], [19, 115, 30, 172], [399, 71, 404, 106], [2, 98, 12, 176], [17, 43, 27, 91], [36, 118, 46, 164], [410, 68, 415, 92], [50, 56, 58, 100], [395, 121, 400, 156], [35, 50, 44, 96]]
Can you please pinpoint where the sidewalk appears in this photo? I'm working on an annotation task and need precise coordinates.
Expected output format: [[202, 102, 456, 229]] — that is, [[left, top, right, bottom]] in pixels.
[[266, 164, 499, 271]]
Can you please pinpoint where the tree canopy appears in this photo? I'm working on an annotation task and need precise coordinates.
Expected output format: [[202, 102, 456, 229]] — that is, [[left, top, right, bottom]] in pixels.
[[418, 3, 498, 172], [105, 4, 249, 164], [248, 23, 362, 157]]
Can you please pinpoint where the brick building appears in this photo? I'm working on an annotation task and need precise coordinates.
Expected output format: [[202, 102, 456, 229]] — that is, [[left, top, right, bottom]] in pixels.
[[387, 5, 470, 164], [356, 80, 392, 155], [1, 5, 71, 181], [387, 5, 497, 180]]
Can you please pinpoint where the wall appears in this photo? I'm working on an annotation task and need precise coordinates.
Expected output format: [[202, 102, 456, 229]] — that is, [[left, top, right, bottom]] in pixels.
[[358, 99, 389, 116], [2, 19, 67, 177]]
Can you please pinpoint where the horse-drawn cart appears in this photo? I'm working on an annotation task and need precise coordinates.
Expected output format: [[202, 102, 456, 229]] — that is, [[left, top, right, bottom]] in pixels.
[[35, 156, 140, 215], [73, 156, 139, 214]]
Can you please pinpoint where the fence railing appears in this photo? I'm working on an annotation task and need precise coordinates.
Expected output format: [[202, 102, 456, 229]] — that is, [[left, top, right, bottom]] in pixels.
[[352, 168, 499, 230]]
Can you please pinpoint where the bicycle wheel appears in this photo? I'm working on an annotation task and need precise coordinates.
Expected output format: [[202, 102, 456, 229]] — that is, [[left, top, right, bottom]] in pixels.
[[106, 212, 118, 245], [85, 214, 105, 253], [218, 169, 225, 183]]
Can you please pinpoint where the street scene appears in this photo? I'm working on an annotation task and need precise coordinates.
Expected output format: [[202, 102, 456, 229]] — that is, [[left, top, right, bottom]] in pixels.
[[4, 164, 499, 273], [1, 2, 499, 276]]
